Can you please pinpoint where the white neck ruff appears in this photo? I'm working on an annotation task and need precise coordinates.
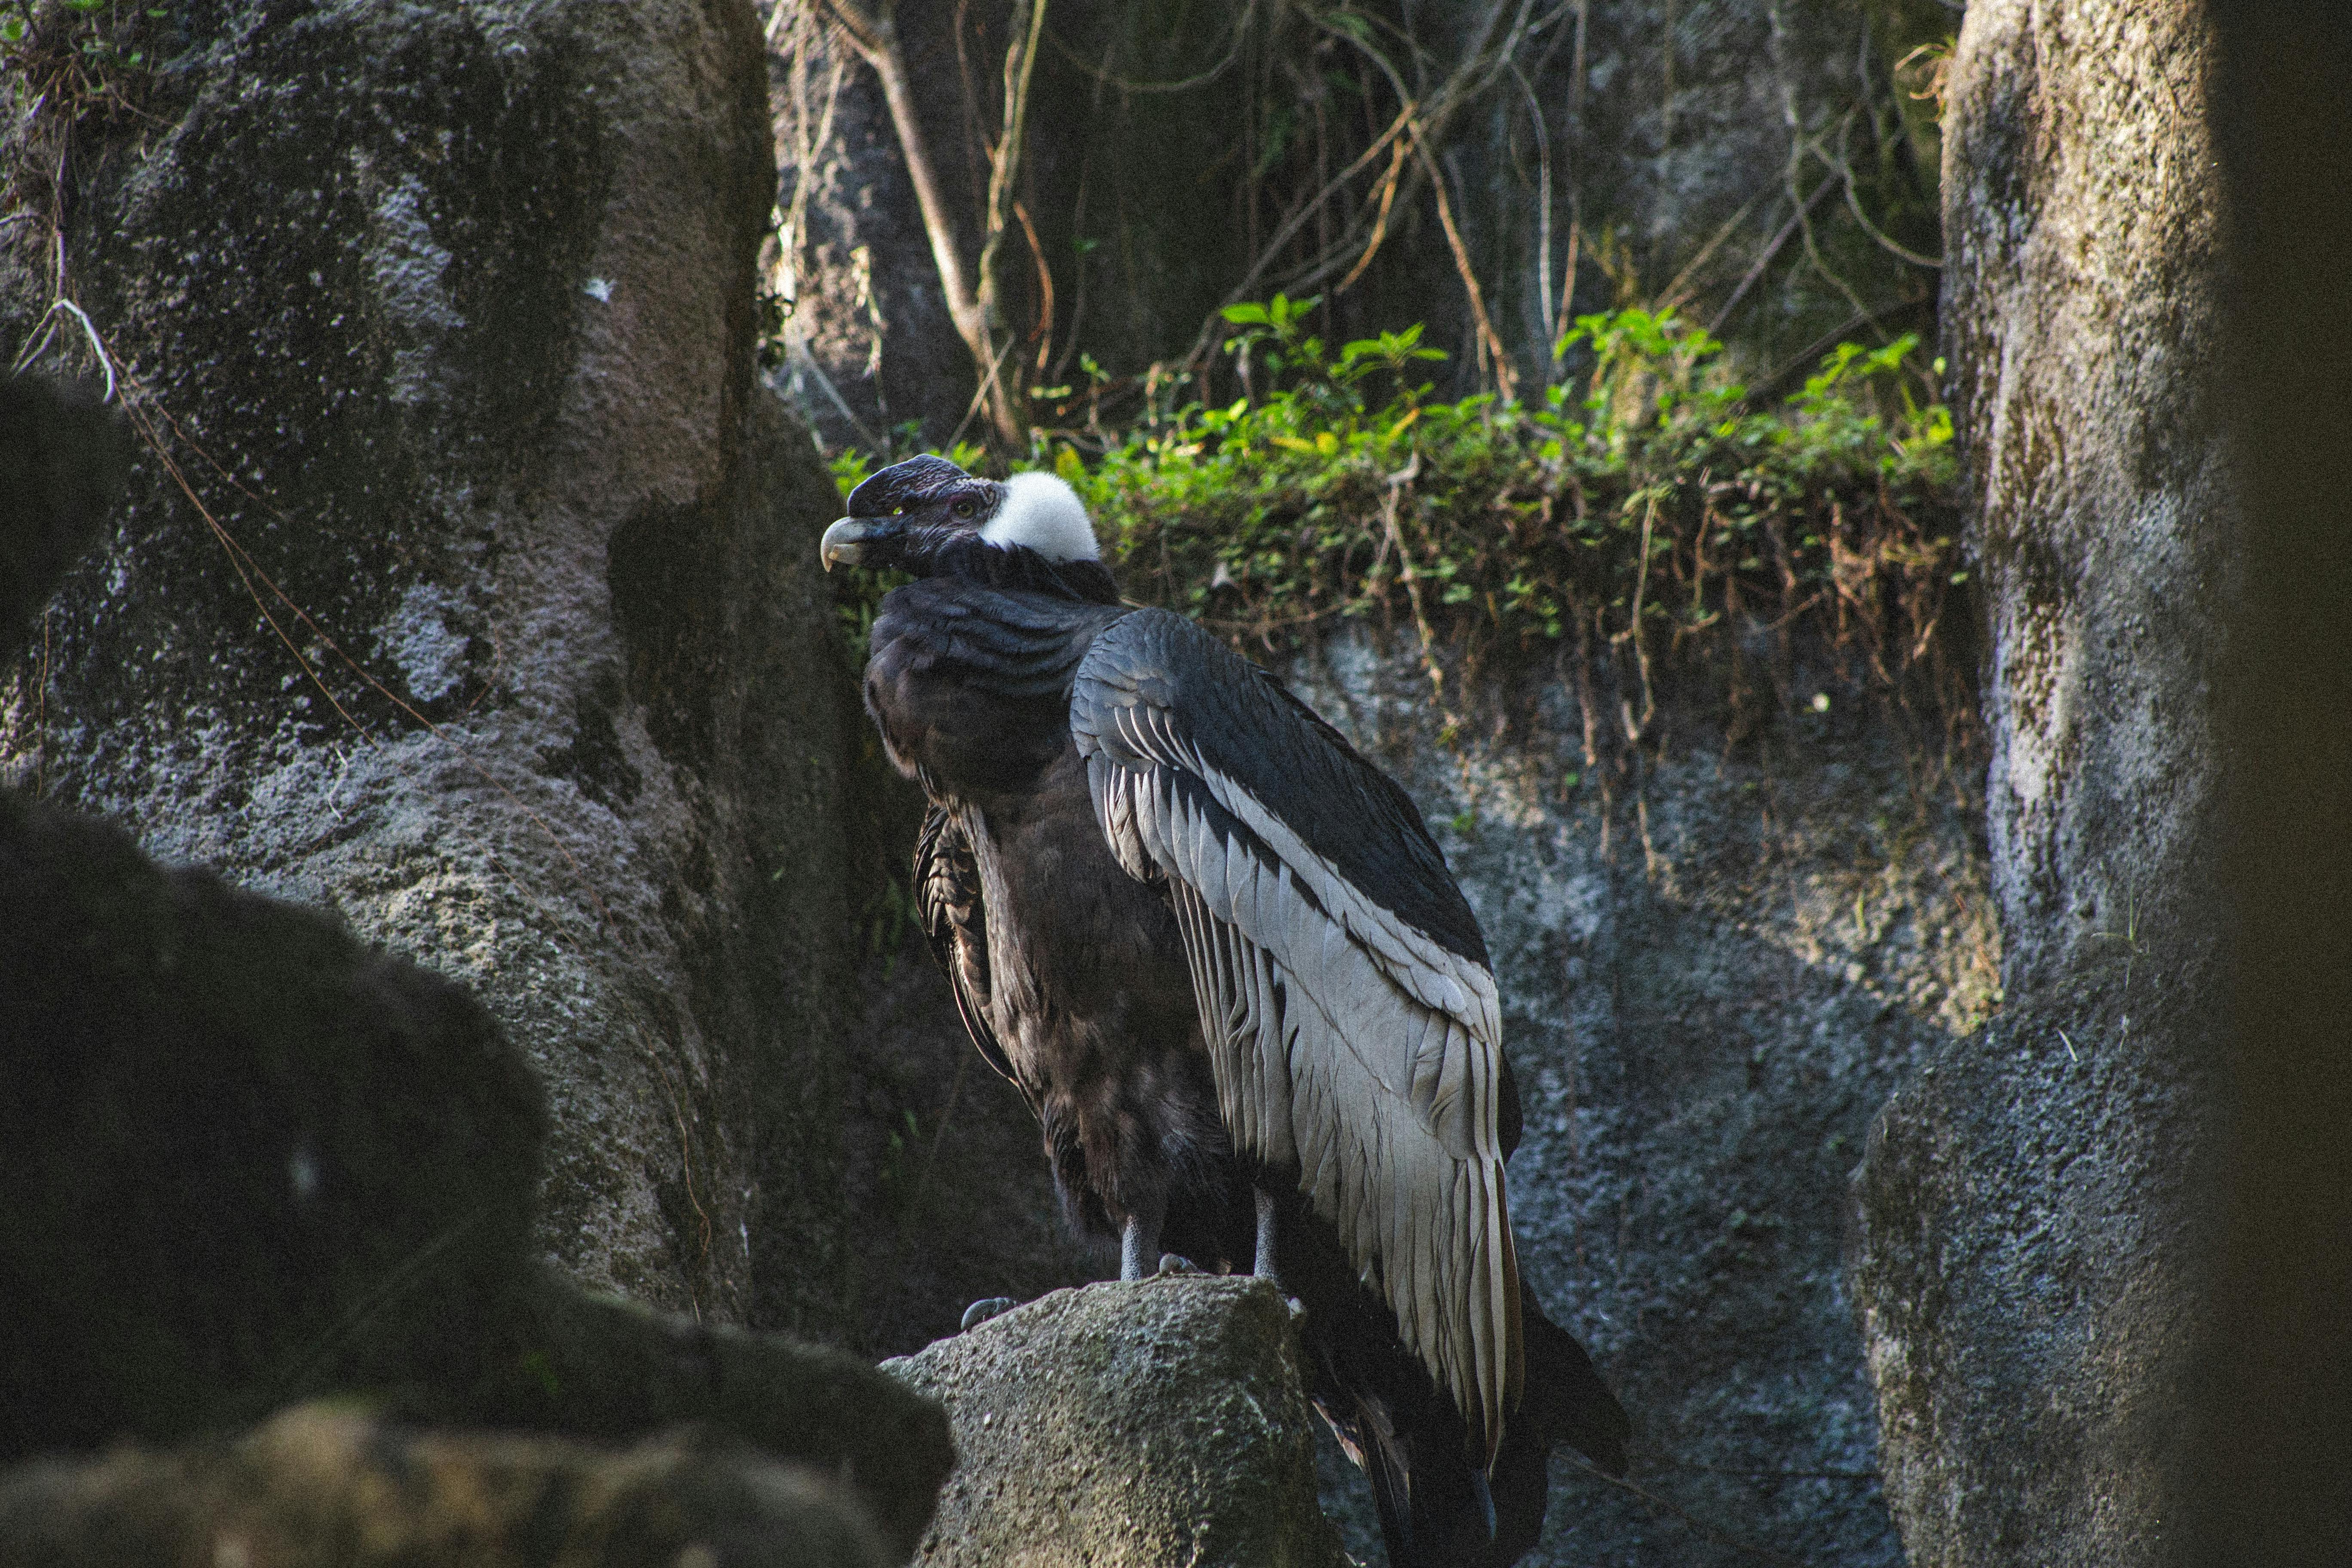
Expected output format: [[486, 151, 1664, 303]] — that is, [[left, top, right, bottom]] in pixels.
[[980, 472, 1101, 562]]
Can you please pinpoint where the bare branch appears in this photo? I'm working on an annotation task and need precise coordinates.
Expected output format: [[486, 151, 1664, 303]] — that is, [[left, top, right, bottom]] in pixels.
[[969, 0, 1050, 441], [812, 0, 1026, 444], [1417, 138, 1517, 401]]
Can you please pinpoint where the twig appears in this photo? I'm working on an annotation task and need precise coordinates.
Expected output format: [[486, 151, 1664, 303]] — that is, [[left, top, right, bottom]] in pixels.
[[1656, 187, 1770, 319], [1335, 129, 1411, 294], [784, 337, 882, 450], [1834, 108, 1942, 268], [949, 332, 1017, 451], [1612, 495, 1659, 737], [1708, 172, 1839, 337], [11, 295, 115, 400], [1378, 451, 1456, 726], [1195, 101, 1417, 358], [903, 1051, 975, 1229], [1013, 197, 1055, 371], [1515, 60, 1555, 347], [1044, 3, 1250, 95], [1417, 135, 1518, 401], [820, 0, 1022, 443]]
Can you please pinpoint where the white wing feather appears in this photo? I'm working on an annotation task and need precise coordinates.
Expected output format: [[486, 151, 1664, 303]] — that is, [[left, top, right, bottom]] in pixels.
[[1084, 723, 1521, 1461]]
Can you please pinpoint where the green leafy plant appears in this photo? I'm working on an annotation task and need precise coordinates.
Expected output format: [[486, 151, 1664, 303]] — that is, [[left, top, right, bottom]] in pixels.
[[829, 305, 1966, 758], [1, 0, 172, 110]]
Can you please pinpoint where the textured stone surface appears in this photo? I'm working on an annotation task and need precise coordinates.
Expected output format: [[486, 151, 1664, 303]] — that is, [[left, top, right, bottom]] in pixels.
[[0, 1403, 890, 1568], [1286, 633, 1993, 1567], [0, 781, 545, 1458], [1848, 3, 2231, 1565], [0, 375, 126, 644], [486, 1269, 954, 1560], [0, 0, 863, 1333], [883, 1277, 1341, 1568]]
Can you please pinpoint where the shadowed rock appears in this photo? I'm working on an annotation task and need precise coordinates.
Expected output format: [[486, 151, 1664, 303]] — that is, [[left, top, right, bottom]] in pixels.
[[0, 779, 953, 1557], [0, 0, 861, 1334], [0, 366, 952, 1560], [0, 1403, 889, 1568], [0, 374, 124, 645]]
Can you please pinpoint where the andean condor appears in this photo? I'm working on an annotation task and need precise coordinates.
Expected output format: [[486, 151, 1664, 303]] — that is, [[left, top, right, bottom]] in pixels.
[[822, 454, 1629, 1566]]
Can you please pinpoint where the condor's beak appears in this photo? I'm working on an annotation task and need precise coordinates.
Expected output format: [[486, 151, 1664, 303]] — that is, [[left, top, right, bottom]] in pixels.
[[821, 516, 880, 572]]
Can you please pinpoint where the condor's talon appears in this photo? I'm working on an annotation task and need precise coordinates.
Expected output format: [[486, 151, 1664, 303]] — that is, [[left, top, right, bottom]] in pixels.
[[960, 1296, 1020, 1332]]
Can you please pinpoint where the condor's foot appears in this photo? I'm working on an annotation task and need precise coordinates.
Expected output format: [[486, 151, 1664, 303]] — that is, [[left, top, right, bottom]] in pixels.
[[1155, 1254, 1204, 1277], [960, 1296, 1020, 1332]]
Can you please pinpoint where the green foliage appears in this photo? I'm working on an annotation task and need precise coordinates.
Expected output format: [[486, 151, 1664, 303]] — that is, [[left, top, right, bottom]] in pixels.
[[2, 0, 175, 243], [1084, 306, 1956, 671], [831, 306, 1964, 739], [0, 0, 172, 100]]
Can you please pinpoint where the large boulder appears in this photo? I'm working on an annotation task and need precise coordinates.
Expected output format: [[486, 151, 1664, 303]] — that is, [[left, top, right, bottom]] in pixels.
[[0, 737, 952, 1555], [0, 775, 547, 1459], [0, 0, 860, 1330], [883, 1277, 1340, 1568], [1848, 3, 2230, 1563], [0, 375, 952, 1560]]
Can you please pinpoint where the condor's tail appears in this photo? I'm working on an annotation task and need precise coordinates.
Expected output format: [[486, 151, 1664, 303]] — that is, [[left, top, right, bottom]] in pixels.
[[1323, 1280, 1628, 1568]]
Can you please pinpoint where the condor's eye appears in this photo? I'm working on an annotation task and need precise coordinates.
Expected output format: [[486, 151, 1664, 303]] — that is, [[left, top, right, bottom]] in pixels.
[[952, 499, 977, 518]]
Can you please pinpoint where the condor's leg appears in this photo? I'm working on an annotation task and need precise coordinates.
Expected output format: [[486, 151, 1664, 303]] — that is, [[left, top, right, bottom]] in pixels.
[[1254, 1187, 1281, 1282], [1120, 1191, 1167, 1282]]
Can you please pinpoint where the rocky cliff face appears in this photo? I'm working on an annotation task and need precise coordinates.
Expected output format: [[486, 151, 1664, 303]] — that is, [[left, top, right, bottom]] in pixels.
[[0, 0, 862, 1333], [0, 369, 956, 1558], [1848, 3, 2232, 1563], [1295, 637, 1993, 1567]]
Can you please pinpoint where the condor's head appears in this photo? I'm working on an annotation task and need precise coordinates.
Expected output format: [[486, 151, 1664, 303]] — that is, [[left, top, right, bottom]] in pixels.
[[819, 454, 1118, 603]]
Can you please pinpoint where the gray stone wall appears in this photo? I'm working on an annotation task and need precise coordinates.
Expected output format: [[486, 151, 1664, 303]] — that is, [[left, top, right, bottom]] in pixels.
[[1, 0, 863, 1336], [1296, 635, 1991, 1566], [1849, 2, 2232, 1562]]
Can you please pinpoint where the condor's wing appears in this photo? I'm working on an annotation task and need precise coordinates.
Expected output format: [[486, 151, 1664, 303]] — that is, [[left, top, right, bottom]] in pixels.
[[913, 804, 1022, 1096], [1071, 608, 1521, 1464]]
